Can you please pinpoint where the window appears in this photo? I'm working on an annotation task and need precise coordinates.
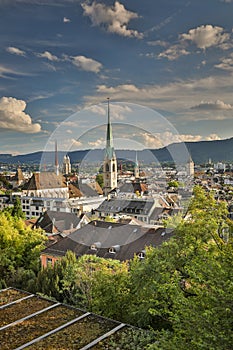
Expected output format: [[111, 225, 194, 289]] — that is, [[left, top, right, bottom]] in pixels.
[[46, 257, 53, 265], [137, 251, 145, 259]]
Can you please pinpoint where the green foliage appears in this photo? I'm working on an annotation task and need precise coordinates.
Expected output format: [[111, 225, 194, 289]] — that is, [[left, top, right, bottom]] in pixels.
[[167, 180, 179, 188], [34, 186, 233, 349], [94, 328, 156, 349], [95, 173, 104, 188], [0, 211, 46, 289], [11, 196, 25, 219]]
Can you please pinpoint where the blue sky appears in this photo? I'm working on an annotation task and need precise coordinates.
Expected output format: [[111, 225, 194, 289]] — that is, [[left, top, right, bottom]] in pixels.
[[0, 0, 233, 154]]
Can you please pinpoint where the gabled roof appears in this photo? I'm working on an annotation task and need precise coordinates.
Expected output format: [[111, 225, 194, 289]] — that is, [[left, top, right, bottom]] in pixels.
[[119, 181, 148, 194], [79, 182, 102, 197], [12, 168, 25, 182], [68, 183, 82, 198], [41, 220, 172, 261], [87, 181, 103, 195], [23, 172, 67, 191], [35, 210, 83, 233]]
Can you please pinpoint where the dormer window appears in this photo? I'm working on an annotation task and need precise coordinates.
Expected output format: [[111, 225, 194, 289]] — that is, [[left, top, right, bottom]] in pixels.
[[108, 245, 120, 253], [90, 241, 101, 251], [137, 250, 146, 259]]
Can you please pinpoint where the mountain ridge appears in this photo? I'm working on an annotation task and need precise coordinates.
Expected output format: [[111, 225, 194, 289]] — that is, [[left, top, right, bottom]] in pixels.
[[0, 137, 232, 165]]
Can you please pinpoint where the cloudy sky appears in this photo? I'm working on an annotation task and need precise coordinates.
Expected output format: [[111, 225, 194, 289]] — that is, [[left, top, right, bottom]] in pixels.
[[0, 0, 233, 154]]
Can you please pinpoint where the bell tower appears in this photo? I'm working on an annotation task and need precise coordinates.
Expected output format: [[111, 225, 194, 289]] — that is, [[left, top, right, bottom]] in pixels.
[[103, 98, 117, 196]]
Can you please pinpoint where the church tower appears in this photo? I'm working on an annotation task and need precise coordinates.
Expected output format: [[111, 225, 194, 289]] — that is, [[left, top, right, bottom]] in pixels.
[[186, 156, 194, 177], [63, 155, 71, 175], [54, 140, 59, 176], [103, 98, 117, 196], [134, 151, 140, 178]]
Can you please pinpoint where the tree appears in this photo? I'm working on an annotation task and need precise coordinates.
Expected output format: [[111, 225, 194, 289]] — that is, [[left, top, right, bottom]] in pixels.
[[11, 196, 25, 219], [96, 173, 104, 188], [0, 211, 46, 289], [126, 186, 233, 349]]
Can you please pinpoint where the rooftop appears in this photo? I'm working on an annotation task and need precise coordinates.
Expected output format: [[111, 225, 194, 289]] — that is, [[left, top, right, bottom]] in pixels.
[[0, 287, 152, 349]]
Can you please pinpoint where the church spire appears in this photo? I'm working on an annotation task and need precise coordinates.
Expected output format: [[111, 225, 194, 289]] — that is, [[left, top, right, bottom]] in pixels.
[[134, 150, 140, 178], [105, 98, 115, 160], [55, 140, 59, 176], [103, 98, 117, 196]]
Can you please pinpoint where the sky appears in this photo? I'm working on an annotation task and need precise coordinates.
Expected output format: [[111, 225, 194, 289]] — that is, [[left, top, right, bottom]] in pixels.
[[0, 0, 233, 155]]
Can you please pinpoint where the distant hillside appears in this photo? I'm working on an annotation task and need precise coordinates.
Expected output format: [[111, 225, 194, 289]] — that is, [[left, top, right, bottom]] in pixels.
[[0, 137, 232, 165]]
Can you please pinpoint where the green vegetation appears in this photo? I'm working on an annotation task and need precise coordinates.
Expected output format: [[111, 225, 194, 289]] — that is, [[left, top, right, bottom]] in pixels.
[[95, 173, 104, 188], [0, 186, 232, 348], [0, 211, 46, 290]]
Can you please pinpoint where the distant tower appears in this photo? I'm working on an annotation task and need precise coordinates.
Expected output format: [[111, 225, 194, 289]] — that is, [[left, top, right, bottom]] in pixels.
[[54, 140, 59, 176], [103, 98, 117, 195], [186, 156, 194, 177], [63, 155, 71, 175], [134, 151, 140, 178]]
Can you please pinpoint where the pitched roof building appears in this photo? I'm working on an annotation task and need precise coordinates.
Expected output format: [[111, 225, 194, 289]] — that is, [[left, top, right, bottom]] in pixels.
[[41, 220, 173, 267]]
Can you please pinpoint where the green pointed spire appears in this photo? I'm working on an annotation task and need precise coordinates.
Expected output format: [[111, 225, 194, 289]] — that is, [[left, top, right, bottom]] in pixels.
[[135, 150, 139, 168], [105, 98, 115, 159]]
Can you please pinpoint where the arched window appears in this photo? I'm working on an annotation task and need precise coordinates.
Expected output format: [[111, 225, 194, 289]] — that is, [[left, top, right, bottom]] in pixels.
[[105, 163, 109, 172], [112, 163, 115, 172]]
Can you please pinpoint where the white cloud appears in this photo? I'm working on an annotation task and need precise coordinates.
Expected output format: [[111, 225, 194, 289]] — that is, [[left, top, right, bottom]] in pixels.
[[81, 1, 143, 39], [180, 24, 230, 49], [36, 51, 59, 61], [158, 44, 189, 60], [71, 55, 102, 73], [88, 137, 105, 148], [0, 97, 41, 133], [140, 132, 162, 148], [6, 46, 26, 56], [0, 65, 17, 78], [147, 40, 168, 47], [70, 138, 82, 147], [86, 103, 132, 120], [63, 16, 71, 23], [215, 52, 233, 71], [140, 131, 221, 148], [205, 134, 221, 141], [191, 100, 233, 110], [83, 74, 233, 123], [0, 64, 31, 78]]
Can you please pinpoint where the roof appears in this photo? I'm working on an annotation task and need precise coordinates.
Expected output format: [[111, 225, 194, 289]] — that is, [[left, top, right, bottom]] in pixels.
[[35, 210, 83, 233], [96, 197, 155, 216], [68, 183, 82, 198], [23, 172, 67, 191], [79, 182, 102, 197], [87, 181, 103, 195], [12, 168, 25, 182], [0, 287, 152, 349], [118, 181, 148, 194], [41, 220, 172, 261]]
